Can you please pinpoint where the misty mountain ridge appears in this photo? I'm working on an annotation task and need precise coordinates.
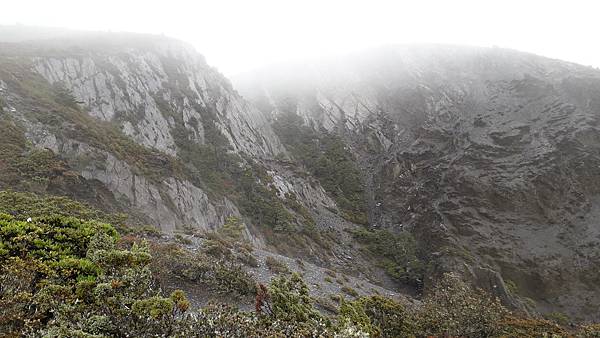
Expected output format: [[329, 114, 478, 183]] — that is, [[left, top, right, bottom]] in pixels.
[[1, 27, 600, 336]]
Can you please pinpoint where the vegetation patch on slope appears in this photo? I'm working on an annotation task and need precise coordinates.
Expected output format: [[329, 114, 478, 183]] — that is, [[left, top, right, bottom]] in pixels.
[[0, 196, 598, 336], [0, 190, 126, 226], [272, 110, 368, 224], [0, 118, 73, 192], [351, 228, 426, 288]]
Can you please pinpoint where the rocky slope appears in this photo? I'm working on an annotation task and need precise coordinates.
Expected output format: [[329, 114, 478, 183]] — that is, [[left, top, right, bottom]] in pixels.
[[0, 32, 289, 232], [2, 27, 600, 322], [235, 45, 600, 321], [0, 28, 387, 290]]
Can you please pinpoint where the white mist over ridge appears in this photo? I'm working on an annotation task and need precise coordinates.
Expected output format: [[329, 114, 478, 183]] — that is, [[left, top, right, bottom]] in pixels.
[[1, 0, 599, 76]]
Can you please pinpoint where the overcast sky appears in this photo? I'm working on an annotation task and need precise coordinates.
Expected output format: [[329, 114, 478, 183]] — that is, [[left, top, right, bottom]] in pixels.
[[1, 0, 598, 76]]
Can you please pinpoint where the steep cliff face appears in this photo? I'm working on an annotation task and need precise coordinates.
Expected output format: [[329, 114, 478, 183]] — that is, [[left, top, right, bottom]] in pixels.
[[0, 31, 369, 278], [235, 45, 600, 320], [31, 36, 284, 158], [0, 33, 300, 237]]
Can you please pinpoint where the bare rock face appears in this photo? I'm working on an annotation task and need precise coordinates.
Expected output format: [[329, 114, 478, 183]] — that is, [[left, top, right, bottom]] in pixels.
[[0, 33, 289, 236], [235, 45, 600, 320], [22, 121, 238, 233], [32, 37, 284, 158]]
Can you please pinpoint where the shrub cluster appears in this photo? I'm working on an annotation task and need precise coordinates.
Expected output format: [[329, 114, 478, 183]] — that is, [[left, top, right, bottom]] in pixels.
[[352, 228, 425, 287], [149, 240, 256, 297], [0, 190, 127, 226], [1, 201, 599, 337], [0, 213, 190, 336]]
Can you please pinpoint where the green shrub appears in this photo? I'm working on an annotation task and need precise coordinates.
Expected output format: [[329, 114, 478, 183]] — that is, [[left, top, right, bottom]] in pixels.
[[186, 303, 272, 337], [545, 311, 570, 326], [199, 229, 259, 268], [202, 238, 233, 259], [149, 241, 255, 297], [1, 212, 592, 338], [0, 190, 127, 227], [416, 272, 510, 337], [338, 295, 415, 337], [352, 228, 425, 287], [496, 316, 571, 337], [219, 216, 246, 240], [0, 119, 78, 192], [330, 294, 342, 302], [0, 213, 193, 336], [0, 213, 118, 266], [258, 273, 326, 328], [505, 278, 519, 294]]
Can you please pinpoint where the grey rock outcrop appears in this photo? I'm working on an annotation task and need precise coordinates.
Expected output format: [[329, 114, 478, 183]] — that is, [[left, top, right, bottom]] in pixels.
[[0, 33, 297, 236], [0, 32, 333, 242], [25, 123, 239, 233], [33, 37, 284, 158]]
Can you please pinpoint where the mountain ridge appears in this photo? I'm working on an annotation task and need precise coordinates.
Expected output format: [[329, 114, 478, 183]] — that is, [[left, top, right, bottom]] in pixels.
[[1, 28, 600, 323], [236, 44, 600, 321]]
